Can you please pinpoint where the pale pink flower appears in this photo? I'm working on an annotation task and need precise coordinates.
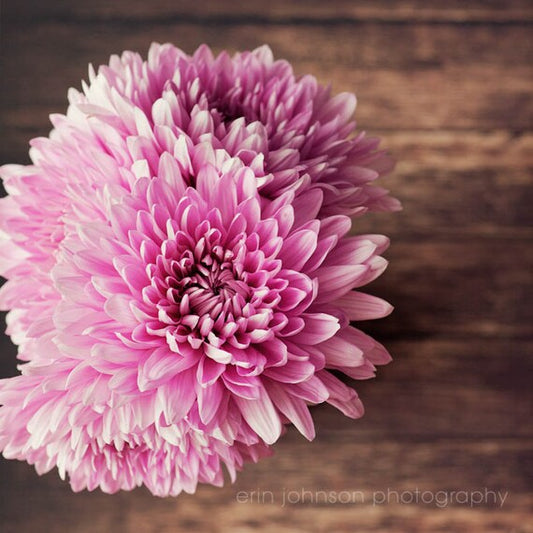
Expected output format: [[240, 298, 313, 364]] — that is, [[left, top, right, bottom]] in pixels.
[[0, 44, 397, 495]]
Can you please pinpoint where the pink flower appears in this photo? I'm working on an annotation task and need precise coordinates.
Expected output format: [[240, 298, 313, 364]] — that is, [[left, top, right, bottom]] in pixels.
[[0, 43, 398, 495], [0, 373, 270, 496]]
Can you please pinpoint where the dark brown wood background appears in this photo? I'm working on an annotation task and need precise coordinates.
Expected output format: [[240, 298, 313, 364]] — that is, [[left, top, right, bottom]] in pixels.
[[0, 1, 532, 531]]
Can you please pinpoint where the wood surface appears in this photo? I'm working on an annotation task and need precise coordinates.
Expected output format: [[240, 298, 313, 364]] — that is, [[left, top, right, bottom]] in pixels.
[[0, 1, 531, 532]]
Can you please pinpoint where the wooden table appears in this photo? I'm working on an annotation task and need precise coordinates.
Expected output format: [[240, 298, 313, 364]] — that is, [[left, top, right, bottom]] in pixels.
[[0, 1, 531, 531]]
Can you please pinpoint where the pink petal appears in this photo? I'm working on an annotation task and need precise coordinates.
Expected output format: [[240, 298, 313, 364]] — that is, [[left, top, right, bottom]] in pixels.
[[336, 291, 393, 321], [196, 356, 225, 387], [267, 381, 315, 440], [315, 265, 369, 303], [294, 313, 340, 344], [197, 379, 224, 425], [279, 229, 318, 270], [234, 384, 282, 444], [320, 335, 365, 368]]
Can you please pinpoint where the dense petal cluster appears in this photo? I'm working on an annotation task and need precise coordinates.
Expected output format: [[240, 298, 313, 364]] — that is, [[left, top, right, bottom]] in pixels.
[[0, 43, 398, 495]]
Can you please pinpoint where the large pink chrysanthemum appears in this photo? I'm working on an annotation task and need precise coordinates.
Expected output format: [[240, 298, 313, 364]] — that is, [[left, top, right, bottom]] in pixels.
[[0, 44, 398, 495]]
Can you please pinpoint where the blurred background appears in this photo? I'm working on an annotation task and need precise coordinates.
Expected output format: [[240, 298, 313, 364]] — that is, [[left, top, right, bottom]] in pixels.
[[0, 1, 532, 531]]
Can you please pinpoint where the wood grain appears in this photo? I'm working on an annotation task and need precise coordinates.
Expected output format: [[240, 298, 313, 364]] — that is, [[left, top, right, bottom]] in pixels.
[[0, 0, 531, 532], [3, 0, 533, 23], [2, 22, 532, 138], [0, 435, 531, 533]]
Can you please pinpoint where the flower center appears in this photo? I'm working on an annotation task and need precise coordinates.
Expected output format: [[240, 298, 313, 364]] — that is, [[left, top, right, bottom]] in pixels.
[[177, 258, 249, 319], [146, 229, 256, 352]]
